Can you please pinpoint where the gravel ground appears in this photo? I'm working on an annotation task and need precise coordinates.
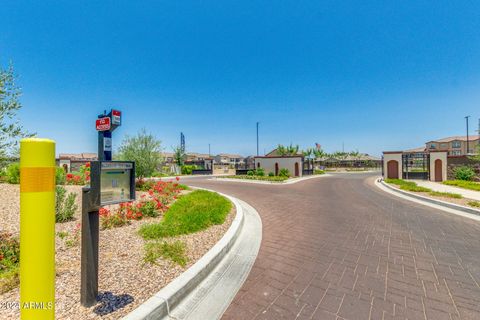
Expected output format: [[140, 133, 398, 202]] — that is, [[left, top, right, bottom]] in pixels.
[[0, 183, 234, 319]]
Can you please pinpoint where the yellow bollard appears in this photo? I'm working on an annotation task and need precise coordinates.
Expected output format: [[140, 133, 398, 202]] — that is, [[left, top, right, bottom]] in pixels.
[[20, 138, 56, 319]]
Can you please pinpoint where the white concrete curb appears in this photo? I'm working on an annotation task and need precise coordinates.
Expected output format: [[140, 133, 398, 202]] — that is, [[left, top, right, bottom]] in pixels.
[[122, 190, 251, 320], [211, 173, 330, 185], [375, 178, 480, 222]]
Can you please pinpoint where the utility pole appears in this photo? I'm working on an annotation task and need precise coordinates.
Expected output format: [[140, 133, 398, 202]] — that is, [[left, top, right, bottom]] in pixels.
[[465, 116, 471, 155], [208, 143, 211, 157], [256, 122, 259, 156]]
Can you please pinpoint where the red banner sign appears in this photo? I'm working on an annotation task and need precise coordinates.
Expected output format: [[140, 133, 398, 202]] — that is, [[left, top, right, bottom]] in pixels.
[[96, 117, 111, 131]]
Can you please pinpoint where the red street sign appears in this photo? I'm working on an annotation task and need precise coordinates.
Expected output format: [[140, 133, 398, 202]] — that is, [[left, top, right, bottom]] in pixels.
[[96, 117, 111, 131], [111, 109, 121, 125]]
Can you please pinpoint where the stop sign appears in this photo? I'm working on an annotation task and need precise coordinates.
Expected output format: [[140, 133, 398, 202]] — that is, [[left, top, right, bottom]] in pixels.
[[96, 117, 111, 131]]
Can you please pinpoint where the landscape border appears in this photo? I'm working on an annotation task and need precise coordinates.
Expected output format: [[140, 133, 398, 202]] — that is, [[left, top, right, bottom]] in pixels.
[[122, 189, 255, 320], [376, 178, 480, 222]]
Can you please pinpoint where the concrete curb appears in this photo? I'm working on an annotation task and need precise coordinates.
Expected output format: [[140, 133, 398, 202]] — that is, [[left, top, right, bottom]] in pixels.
[[211, 173, 330, 185], [122, 190, 248, 320], [376, 178, 480, 221]]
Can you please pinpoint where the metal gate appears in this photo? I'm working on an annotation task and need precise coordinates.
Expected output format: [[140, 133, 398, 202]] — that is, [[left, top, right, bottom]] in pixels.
[[402, 152, 429, 180]]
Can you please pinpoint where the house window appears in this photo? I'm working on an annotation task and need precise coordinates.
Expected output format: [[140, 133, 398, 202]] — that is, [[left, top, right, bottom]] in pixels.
[[429, 143, 436, 149], [440, 143, 447, 149], [451, 150, 461, 156], [452, 141, 461, 148]]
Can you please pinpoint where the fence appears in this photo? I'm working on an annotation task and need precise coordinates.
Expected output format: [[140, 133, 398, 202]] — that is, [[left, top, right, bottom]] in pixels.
[[191, 169, 213, 175]]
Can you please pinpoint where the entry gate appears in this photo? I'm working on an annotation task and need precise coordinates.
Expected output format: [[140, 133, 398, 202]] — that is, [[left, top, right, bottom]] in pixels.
[[402, 153, 429, 180]]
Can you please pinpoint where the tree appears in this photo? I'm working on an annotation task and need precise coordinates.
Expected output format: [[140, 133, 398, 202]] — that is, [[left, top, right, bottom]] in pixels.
[[313, 148, 327, 159], [117, 129, 162, 178], [0, 63, 33, 164], [173, 145, 186, 166], [277, 143, 299, 156]]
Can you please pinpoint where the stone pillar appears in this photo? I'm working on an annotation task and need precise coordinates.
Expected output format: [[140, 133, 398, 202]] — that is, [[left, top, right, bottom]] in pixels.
[[382, 152, 403, 179], [430, 151, 448, 182]]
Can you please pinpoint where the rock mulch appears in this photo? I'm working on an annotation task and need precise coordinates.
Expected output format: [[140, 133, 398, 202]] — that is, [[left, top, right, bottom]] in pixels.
[[0, 183, 234, 319]]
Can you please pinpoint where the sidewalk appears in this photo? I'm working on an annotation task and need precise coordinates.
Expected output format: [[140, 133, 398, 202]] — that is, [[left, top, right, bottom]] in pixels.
[[413, 180, 480, 201]]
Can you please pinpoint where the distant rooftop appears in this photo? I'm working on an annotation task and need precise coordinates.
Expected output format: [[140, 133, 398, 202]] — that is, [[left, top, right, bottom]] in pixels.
[[58, 153, 97, 160], [428, 135, 480, 143]]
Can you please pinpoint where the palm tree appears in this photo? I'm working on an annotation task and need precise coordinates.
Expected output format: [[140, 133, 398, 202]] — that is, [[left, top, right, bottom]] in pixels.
[[277, 144, 300, 156]]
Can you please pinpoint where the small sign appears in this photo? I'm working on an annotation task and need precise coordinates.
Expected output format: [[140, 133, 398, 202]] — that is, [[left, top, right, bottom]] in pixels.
[[104, 137, 112, 152], [111, 110, 121, 125], [97, 161, 135, 206], [96, 117, 111, 131]]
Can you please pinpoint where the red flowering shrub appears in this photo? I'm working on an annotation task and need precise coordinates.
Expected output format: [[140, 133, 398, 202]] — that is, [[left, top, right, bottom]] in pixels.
[[66, 163, 90, 185], [99, 180, 183, 229]]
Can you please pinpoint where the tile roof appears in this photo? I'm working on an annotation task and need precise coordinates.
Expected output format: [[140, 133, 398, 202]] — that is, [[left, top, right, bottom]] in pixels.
[[429, 135, 480, 143]]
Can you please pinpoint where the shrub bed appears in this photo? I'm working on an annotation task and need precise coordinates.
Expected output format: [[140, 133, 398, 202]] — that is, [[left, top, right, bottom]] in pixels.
[[385, 179, 463, 198], [100, 180, 183, 230]]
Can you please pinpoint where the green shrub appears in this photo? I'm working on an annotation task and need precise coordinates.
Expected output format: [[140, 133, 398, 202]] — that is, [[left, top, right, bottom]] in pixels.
[[314, 169, 325, 175], [136, 178, 156, 191], [467, 201, 480, 208], [443, 180, 480, 191], [428, 191, 462, 199], [279, 168, 290, 177], [247, 170, 254, 176], [268, 172, 274, 177], [139, 200, 158, 218], [5, 163, 20, 184], [139, 190, 231, 239], [0, 168, 6, 182], [399, 184, 431, 192], [55, 186, 78, 223], [385, 179, 431, 192], [385, 179, 416, 187], [181, 165, 196, 175], [143, 241, 188, 267], [453, 166, 476, 181], [55, 167, 66, 185], [255, 168, 265, 176], [0, 232, 20, 293]]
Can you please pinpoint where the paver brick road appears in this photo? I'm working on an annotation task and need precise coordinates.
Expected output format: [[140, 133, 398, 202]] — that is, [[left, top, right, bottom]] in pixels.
[[186, 173, 480, 320]]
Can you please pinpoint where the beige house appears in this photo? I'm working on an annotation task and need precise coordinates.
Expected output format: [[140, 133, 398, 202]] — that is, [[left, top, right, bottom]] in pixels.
[[214, 154, 244, 166], [425, 135, 480, 156], [254, 149, 304, 177], [57, 153, 97, 172]]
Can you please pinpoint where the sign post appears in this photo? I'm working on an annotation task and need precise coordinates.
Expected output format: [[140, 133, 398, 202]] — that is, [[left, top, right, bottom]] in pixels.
[[81, 109, 134, 307]]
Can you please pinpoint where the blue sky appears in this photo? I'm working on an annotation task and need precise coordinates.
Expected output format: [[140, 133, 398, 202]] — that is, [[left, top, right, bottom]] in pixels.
[[2, 1, 480, 156]]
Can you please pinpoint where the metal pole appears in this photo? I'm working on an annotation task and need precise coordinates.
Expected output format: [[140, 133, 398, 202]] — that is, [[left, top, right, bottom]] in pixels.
[[256, 122, 258, 156], [80, 187, 99, 307]]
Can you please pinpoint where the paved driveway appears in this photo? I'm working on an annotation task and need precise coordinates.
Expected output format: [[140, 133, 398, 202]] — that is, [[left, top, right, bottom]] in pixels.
[[185, 173, 480, 320]]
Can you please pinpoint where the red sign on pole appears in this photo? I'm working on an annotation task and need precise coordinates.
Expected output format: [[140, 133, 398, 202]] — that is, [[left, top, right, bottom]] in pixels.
[[96, 117, 111, 131], [111, 110, 121, 125]]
